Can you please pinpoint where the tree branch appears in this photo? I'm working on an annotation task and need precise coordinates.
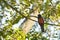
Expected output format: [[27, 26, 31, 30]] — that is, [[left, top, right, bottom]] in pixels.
[[2, 0, 60, 32], [2, 0, 26, 17], [2, 0, 38, 22], [45, 23, 60, 26], [30, 15, 38, 18]]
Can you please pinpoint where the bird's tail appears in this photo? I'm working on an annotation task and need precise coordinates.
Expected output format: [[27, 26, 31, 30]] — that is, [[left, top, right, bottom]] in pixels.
[[40, 24, 44, 32]]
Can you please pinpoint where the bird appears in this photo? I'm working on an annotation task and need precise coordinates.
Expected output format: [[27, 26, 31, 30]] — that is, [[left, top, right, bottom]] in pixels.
[[38, 14, 44, 32]]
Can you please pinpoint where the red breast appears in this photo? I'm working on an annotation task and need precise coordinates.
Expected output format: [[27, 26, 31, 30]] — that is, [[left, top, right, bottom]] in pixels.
[[38, 18, 44, 24]]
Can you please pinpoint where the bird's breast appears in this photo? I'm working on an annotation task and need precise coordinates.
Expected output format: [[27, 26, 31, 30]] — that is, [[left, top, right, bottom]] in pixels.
[[38, 18, 44, 24]]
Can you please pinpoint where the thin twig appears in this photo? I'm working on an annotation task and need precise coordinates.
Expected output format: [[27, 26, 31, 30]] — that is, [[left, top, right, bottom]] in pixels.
[[30, 15, 38, 18]]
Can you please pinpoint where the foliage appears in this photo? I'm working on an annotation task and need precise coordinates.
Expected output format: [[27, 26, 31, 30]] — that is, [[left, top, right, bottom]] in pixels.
[[26, 31, 49, 40], [0, 28, 26, 40], [0, 0, 60, 24], [0, 0, 60, 40]]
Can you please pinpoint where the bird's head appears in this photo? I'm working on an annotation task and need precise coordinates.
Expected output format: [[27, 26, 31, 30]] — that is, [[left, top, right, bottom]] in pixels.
[[38, 14, 42, 18]]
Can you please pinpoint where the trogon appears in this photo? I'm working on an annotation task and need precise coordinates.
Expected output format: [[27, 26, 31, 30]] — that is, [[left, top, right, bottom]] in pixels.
[[38, 14, 44, 32]]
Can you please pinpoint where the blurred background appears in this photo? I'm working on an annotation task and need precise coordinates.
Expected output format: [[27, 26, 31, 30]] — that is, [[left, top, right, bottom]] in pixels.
[[0, 0, 60, 40]]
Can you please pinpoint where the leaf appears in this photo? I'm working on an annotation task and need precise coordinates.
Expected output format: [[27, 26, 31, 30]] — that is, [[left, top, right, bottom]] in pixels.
[[44, 24, 48, 30], [12, 15, 22, 25]]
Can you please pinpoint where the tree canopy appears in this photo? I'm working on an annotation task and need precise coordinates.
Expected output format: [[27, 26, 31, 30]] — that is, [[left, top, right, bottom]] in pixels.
[[0, 0, 60, 40]]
